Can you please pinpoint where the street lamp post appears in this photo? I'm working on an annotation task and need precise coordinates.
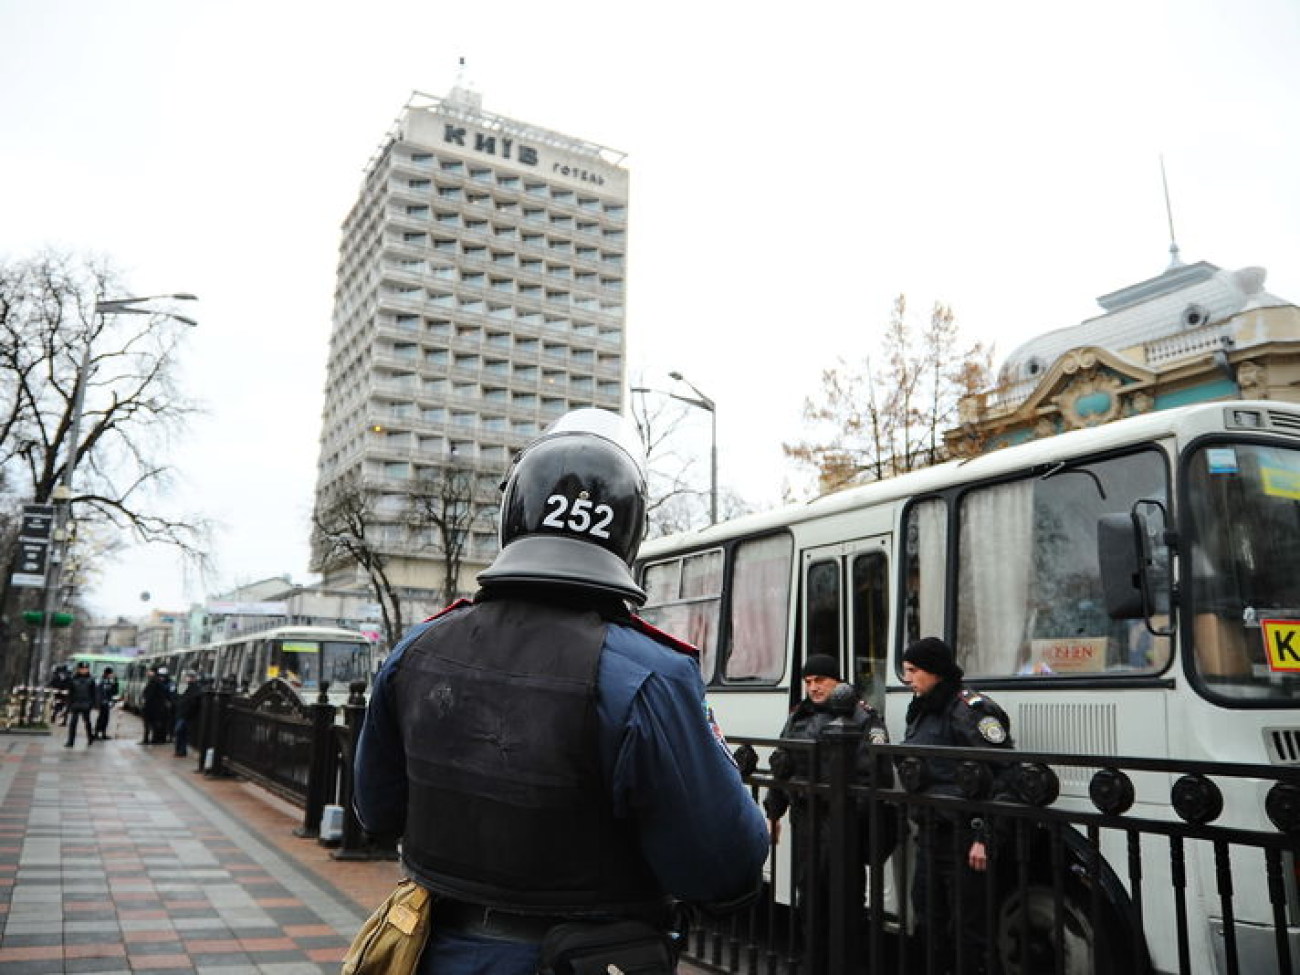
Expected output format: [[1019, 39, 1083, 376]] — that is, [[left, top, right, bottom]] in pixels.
[[28, 294, 197, 697], [667, 371, 718, 525]]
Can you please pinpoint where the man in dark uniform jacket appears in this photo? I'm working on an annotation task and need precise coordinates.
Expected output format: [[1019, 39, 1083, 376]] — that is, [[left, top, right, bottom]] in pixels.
[[763, 653, 891, 975], [354, 409, 769, 975], [141, 666, 173, 745], [63, 661, 99, 747], [902, 636, 1016, 975], [94, 666, 119, 740]]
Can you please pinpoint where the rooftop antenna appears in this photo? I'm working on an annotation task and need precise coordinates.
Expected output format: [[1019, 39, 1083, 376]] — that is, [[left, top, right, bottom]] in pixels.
[[1160, 154, 1184, 270], [447, 56, 481, 112]]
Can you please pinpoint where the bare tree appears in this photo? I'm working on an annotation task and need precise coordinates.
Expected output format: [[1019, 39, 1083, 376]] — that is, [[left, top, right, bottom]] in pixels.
[[310, 470, 406, 652], [785, 295, 994, 495], [631, 386, 748, 537], [648, 486, 751, 537], [408, 461, 496, 603], [0, 251, 208, 687]]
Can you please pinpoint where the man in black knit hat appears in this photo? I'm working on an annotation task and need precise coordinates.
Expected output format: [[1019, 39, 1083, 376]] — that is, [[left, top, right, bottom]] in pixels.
[[902, 636, 1015, 975], [764, 653, 890, 975]]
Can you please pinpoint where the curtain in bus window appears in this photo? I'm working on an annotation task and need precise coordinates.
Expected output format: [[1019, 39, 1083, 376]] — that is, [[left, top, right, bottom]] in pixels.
[[681, 552, 723, 679], [682, 551, 723, 601], [642, 562, 681, 605], [639, 553, 723, 682], [905, 500, 948, 645], [957, 481, 1033, 676], [725, 535, 791, 681]]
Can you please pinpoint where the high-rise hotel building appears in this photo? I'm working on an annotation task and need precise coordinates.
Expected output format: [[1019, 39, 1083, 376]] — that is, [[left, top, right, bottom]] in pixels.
[[312, 86, 629, 595]]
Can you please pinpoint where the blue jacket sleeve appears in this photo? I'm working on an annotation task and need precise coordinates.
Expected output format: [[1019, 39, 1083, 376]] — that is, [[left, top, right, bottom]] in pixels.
[[353, 619, 437, 836], [597, 625, 769, 905]]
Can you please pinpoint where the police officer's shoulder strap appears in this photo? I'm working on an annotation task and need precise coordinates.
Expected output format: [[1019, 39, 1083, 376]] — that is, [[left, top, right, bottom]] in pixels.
[[857, 702, 890, 743], [957, 687, 1012, 743], [958, 687, 996, 710], [627, 614, 700, 659]]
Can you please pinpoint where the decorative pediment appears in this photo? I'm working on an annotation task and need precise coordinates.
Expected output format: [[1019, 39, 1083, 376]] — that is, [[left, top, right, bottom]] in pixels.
[[1017, 346, 1156, 430]]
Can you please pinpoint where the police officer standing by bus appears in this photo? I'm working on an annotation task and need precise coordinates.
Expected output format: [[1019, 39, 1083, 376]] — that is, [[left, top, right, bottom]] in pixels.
[[353, 408, 769, 975], [902, 637, 1016, 975], [763, 653, 891, 975]]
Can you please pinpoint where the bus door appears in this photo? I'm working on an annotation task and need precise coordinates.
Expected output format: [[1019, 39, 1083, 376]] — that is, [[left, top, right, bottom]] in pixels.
[[803, 536, 891, 715]]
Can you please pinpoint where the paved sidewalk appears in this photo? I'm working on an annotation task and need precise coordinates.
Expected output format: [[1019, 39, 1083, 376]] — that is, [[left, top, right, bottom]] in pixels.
[[0, 712, 712, 975], [0, 712, 402, 974]]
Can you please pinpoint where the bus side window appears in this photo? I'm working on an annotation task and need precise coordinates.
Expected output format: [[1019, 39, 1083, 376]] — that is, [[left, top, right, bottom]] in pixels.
[[806, 559, 841, 665], [956, 449, 1167, 678], [724, 533, 791, 682], [903, 499, 948, 648], [852, 551, 889, 714], [639, 550, 723, 682]]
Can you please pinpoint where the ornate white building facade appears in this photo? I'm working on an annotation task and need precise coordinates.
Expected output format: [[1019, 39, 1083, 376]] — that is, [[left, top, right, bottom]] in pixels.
[[959, 256, 1300, 449]]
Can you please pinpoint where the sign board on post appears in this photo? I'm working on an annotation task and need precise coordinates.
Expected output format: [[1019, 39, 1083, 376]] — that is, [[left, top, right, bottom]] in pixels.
[[20, 504, 55, 540], [12, 538, 50, 588]]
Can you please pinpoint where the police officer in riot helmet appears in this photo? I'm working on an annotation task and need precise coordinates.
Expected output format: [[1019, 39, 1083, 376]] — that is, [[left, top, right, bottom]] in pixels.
[[354, 408, 769, 975], [902, 637, 1016, 975]]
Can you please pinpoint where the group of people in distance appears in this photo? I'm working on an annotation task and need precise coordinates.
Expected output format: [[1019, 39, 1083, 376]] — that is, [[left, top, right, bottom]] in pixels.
[[139, 665, 203, 756], [347, 407, 1018, 975], [51, 661, 117, 747], [52, 661, 203, 758]]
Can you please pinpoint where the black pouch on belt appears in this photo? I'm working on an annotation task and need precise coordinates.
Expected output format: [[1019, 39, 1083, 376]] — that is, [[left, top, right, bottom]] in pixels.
[[537, 919, 677, 975]]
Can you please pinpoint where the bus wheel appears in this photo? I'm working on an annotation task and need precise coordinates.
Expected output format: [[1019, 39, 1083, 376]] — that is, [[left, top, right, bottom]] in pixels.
[[996, 882, 1122, 975]]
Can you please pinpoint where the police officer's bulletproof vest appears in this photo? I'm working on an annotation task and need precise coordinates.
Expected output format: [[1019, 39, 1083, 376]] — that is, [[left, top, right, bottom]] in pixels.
[[394, 598, 663, 916]]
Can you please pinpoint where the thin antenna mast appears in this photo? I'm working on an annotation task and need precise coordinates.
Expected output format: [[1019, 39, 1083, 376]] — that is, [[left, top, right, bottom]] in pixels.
[[1160, 154, 1184, 269]]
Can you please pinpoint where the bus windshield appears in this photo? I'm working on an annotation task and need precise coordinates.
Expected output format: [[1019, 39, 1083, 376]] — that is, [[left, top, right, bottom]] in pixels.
[[274, 639, 371, 690], [1185, 441, 1300, 704]]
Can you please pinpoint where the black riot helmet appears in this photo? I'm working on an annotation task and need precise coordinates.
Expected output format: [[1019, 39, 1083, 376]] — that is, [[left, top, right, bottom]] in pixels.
[[478, 408, 648, 604]]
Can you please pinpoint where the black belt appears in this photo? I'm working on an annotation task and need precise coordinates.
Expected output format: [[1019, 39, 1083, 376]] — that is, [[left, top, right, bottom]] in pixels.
[[433, 899, 564, 944]]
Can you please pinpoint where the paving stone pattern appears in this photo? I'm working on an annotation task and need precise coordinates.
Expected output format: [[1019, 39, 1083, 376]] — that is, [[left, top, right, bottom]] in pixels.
[[0, 713, 388, 974], [0, 712, 710, 975]]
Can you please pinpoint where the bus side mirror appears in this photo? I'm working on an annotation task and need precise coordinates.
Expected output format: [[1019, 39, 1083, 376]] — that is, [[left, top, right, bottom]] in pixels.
[[1098, 513, 1145, 619]]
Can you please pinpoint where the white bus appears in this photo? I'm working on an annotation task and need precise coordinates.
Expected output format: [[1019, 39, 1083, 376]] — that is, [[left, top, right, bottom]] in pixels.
[[635, 399, 1300, 974], [123, 624, 377, 710]]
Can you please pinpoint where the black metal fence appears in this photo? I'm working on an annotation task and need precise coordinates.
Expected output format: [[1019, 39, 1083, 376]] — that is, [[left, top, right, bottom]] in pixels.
[[192, 677, 392, 860], [189, 679, 1300, 974], [687, 718, 1300, 975]]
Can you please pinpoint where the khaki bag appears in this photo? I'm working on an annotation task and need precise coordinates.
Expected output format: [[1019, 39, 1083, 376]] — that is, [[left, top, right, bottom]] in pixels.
[[342, 878, 434, 975]]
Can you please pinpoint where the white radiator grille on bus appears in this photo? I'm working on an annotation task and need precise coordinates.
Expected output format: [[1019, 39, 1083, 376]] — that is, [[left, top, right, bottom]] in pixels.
[[1015, 702, 1119, 788], [1265, 727, 1300, 764], [1267, 410, 1300, 433]]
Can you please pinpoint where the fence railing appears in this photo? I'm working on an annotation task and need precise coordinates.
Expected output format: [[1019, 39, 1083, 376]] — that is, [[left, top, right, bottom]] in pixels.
[[193, 677, 394, 861], [686, 721, 1300, 975], [187, 680, 1300, 974]]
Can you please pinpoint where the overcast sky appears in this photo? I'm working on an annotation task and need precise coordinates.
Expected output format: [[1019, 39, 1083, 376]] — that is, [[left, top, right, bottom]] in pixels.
[[2, 0, 1297, 619]]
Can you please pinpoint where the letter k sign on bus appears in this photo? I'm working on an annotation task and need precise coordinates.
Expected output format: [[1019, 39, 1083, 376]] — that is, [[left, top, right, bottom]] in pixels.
[[1260, 619, 1300, 673]]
